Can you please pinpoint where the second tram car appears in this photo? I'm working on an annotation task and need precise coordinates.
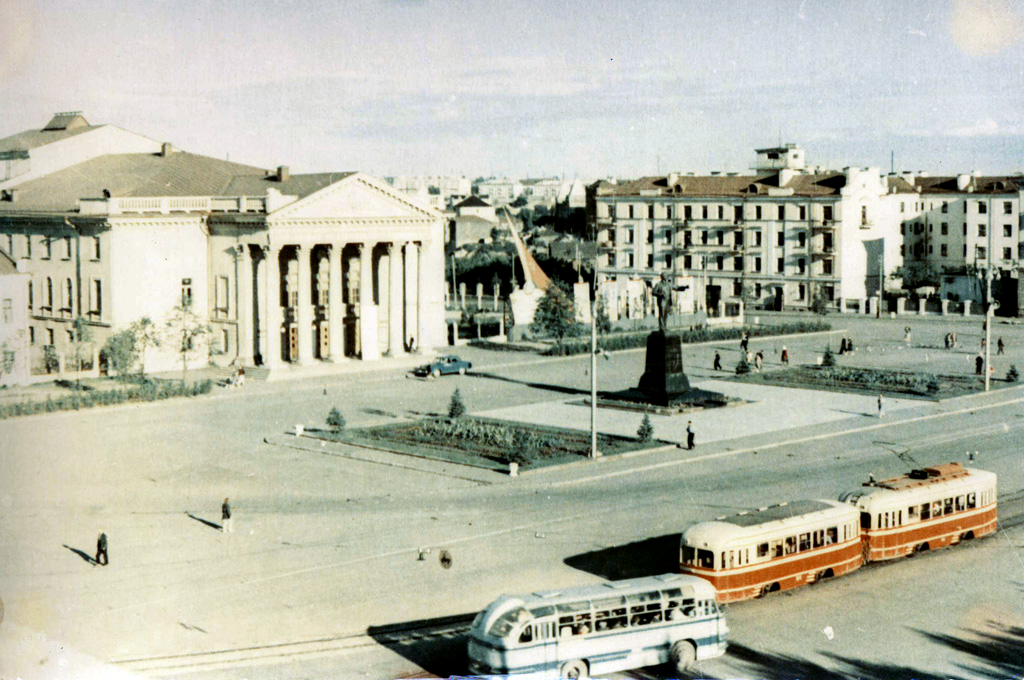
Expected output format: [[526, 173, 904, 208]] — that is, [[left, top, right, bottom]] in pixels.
[[839, 462, 998, 561], [680, 499, 862, 603]]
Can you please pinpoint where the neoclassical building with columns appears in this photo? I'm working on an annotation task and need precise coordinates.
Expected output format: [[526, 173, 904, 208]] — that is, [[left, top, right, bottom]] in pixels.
[[0, 144, 445, 376]]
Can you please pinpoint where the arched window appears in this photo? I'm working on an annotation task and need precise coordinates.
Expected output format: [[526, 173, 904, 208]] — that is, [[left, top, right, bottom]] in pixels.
[[65, 278, 73, 312]]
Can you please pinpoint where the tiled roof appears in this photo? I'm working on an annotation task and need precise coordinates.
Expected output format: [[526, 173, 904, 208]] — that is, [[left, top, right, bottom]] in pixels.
[[913, 175, 1021, 195], [0, 151, 268, 213], [454, 195, 491, 208], [885, 176, 918, 194], [0, 124, 101, 155], [597, 171, 848, 198], [222, 172, 356, 199]]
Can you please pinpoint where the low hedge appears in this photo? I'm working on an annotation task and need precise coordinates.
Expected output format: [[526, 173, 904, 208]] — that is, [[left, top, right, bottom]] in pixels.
[[542, 321, 831, 356], [0, 379, 214, 419]]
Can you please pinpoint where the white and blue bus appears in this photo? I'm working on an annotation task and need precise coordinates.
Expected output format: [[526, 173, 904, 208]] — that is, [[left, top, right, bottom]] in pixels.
[[467, 574, 728, 677]]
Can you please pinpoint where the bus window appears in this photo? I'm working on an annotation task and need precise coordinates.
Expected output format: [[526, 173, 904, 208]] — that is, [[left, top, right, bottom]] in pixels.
[[489, 607, 530, 637], [955, 496, 965, 511], [785, 537, 797, 555], [771, 540, 783, 558], [799, 533, 811, 551], [944, 498, 953, 515], [519, 625, 533, 644], [697, 549, 714, 568], [825, 527, 837, 544]]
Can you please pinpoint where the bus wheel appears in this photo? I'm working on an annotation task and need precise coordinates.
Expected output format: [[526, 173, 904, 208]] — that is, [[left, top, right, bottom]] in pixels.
[[560, 659, 588, 679], [671, 640, 697, 672]]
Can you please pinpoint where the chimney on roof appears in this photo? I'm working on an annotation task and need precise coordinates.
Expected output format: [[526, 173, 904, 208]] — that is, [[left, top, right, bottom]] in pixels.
[[957, 174, 972, 191], [276, 165, 290, 182], [159, 142, 176, 156]]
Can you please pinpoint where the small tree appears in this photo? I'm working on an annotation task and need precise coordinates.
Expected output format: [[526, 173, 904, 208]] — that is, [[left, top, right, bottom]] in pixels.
[[70, 316, 94, 388], [448, 388, 467, 419], [595, 297, 612, 335], [165, 302, 211, 385], [822, 345, 837, 367], [637, 414, 654, 443], [531, 280, 577, 348], [130, 316, 161, 379], [810, 287, 831, 316], [102, 329, 138, 383], [326, 407, 346, 431], [1008, 365, 1020, 383]]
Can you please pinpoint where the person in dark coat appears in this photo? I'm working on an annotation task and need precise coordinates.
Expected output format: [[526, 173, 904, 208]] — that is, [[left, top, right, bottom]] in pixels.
[[686, 421, 695, 450], [997, 337, 1004, 355], [975, 354, 984, 375], [222, 498, 233, 533], [713, 352, 722, 371], [96, 531, 108, 566]]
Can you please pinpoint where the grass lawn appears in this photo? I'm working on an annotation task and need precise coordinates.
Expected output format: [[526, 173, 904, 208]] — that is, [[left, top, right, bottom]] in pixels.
[[303, 416, 665, 472]]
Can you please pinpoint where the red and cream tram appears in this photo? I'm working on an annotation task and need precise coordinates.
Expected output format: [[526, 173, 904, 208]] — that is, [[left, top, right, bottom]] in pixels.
[[679, 500, 862, 603], [838, 462, 997, 561]]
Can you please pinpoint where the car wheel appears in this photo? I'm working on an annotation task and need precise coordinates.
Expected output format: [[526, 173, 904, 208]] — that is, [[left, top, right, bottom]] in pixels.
[[671, 640, 697, 672], [432, 369, 440, 378], [458, 367, 466, 375], [560, 659, 588, 679]]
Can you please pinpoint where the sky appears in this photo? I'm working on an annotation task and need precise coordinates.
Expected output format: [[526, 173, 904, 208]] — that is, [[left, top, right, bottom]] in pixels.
[[1, 0, 1023, 179]]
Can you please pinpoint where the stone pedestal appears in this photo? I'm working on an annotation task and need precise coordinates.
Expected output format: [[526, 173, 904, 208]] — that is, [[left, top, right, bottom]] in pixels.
[[918, 298, 926, 315], [941, 299, 950, 316], [637, 331, 693, 406], [896, 298, 906, 315], [964, 300, 972, 316]]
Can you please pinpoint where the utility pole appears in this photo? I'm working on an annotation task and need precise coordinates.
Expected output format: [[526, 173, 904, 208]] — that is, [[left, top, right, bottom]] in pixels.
[[984, 196, 993, 392], [877, 249, 883, 318]]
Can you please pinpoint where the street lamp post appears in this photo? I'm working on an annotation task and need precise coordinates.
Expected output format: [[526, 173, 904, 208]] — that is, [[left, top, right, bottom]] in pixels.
[[984, 197, 993, 392]]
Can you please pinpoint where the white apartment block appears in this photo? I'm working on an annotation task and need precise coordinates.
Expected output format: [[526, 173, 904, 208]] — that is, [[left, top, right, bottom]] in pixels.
[[385, 175, 472, 211], [475, 178, 523, 205], [891, 172, 1023, 312], [590, 145, 902, 316]]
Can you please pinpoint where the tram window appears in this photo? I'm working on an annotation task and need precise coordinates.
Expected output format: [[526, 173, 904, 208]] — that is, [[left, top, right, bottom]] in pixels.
[[771, 540, 783, 557], [921, 503, 931, 520], [967, 492, 976, 509], [682, 546, 695, 564], [785, 537, 797, 555], [933, 501, 943, 517], [908, 505, 917, 518], [826, 527, 837, 544], [727, 551, 735, 568], [799, 533, 811, 551], [697, 549, 714, 568], [955, 496, 965, 511], [861, 513, 871, 530], [813, 530, 824, 548], [757, 542, 769, 558], [519, 625, 533, 644], [944, 498, 953, 515]]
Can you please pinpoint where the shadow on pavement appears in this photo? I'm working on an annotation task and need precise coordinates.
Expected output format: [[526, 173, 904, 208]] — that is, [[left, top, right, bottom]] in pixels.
[[62, 544, 96, 565], [564, 533, 680, 581], [467, 371, 591, 397], [367, 613, 474, 677], [186, 513, 222, 531]]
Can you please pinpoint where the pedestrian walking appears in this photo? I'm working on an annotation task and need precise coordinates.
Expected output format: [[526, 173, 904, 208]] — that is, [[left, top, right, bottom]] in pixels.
[[780, 346, 789, 365], [997, 337, 1004, 355], [975, 354, 984, 375], [904, 326, 912, 345], [846, 337, 855, 353], [839, 338, 846, 355], [222, 498, 233, 533], [713, 352, 722, 371], [754, 351, 764, 372], [686, 421, 695, 450], [95, 531, 108, 566], [877, 394, 884, 419], [944, 333, 951, 350], [740, 332, 749, 353], [951, 331, 958, 349]]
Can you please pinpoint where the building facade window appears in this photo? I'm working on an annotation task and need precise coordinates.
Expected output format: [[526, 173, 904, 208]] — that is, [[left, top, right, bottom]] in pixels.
[[64, 278, 73, 312], [778, 205, 785, 220], [978, 201, 987, 214], [823, 206, 833, 221], [777, 257, 785, 273], [754, 257, 762, 272], [1003, 201, 1012, 215], [24, 234, 31, 258], [978, 224, 986, 237], [1004, 247, 1012, 260], [29, 327, 35, 345], [941, 244, 948, 257], [45, 277, 53, 310], [2, 298, 11, 324], [798, 232, 806, 248], [91, 279, 102, 316], [27, 280, 33, 310], [733, 256, 742, 270], [755, 206, 762, 220], [777, 231, 784, 247], [43, 238, 52, 260], [92, 236, 101, 260], [62, 236, 72, 260], [1003, 224, 1013, 237], [181, 278, 193, 307], [823, 259, 833, 274], [941, 223, 948, 235], [798, 283, 805, 300], [941, 202, 948, 213], [733, 280, 742, 296]]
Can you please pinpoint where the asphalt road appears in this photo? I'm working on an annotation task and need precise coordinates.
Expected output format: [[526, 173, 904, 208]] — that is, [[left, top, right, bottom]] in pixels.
[[1, 312, 1023, 679]]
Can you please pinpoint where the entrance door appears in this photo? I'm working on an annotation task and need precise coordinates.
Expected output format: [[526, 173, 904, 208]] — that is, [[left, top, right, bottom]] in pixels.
[[706, 285, 721, 317], [318, 321, 330, 359], [287, 324, 298, 362], [773, 286, 784, 311]]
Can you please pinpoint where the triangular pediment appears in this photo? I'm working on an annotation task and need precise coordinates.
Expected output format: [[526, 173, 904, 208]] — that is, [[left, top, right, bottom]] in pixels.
[[269, 173, 438, 221]]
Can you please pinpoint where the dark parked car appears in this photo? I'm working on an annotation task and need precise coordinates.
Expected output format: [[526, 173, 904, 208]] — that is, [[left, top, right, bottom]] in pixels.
[[414, 355, 473, 378]]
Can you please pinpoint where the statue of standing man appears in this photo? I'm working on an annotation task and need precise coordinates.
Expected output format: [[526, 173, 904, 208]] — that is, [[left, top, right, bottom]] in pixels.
[[653, 277, 673, 331]]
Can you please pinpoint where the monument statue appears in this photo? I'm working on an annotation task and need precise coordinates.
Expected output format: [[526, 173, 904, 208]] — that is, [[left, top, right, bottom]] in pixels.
[[652, 278, 673, 330]]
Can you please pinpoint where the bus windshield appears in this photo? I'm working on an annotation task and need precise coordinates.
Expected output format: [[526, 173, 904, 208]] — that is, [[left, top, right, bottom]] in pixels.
[[487, 606, 531, 638]]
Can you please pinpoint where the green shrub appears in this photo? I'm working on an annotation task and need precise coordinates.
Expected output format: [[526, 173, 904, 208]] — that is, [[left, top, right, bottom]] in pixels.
[[448, 388, 467, 419], [1008, 365, 1020, 383], [637, 414, 654, 443], [735, 357, 751, 375], [327, 407, 346, 431], [822, 345, 836, 367]]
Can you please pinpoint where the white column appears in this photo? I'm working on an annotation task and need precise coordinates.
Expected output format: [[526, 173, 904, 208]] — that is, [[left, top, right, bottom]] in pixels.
[[265, 246, 284, 368], [236, 245, 253, 365], [388, 243, 404, 355], [405, 242, 418, 351], [360, 242, 380, 360], [417, 240, 429, 350], [328, 243, 345, 361], [296, 244, 314, 365]]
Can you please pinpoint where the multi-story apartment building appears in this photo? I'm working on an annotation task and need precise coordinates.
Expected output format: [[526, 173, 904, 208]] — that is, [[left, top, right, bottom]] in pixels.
[[890, 173, 1022, 313], [0, 248, 30, 386], [385, 175, 472, 211], [590, 145, 901, 317], [475, 178, 524, 205]]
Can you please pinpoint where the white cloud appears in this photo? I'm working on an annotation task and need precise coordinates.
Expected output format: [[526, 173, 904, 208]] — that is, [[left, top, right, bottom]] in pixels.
[[950, 0, 1023, 57], [946, 119, 1024, 137]]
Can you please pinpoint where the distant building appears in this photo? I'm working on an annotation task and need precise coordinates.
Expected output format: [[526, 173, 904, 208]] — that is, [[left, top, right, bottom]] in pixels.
[[475, 178, 523, 205], [890, 172, 1022, 313], [0, 248, 30, 386], [385, 175, 471, 211], [0, 112, 160, 190], [590, 145, 902, 317]]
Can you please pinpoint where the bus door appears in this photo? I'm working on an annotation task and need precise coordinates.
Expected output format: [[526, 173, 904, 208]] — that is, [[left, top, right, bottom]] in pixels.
[[535, 620, 557, 670]]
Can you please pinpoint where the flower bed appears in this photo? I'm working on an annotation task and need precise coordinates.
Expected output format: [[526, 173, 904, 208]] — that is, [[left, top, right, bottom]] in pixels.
[[0, 379, 214, 419], [734, 365, 983, 399]]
